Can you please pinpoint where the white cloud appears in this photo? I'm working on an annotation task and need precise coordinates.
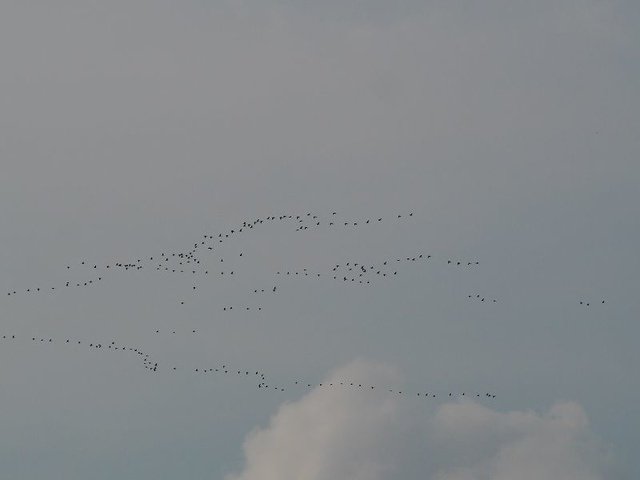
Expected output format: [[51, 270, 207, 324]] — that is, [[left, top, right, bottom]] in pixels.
[[225, 360, 404, 480], [227, 361, 615, 480], [433, 402, 606, 480]]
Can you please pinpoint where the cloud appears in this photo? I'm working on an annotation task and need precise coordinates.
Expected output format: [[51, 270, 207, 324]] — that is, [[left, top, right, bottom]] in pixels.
[[227, 360, 615, 480], [432, 402, 607, 480]]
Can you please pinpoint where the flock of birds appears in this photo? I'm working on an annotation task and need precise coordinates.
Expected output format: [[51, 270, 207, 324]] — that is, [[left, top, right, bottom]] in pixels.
[[0, 332, 495, 399], [2, 210, 608, 402]]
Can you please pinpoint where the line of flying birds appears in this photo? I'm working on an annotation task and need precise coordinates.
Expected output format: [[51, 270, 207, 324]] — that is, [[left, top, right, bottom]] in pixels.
[[0, 332, 495, 400]]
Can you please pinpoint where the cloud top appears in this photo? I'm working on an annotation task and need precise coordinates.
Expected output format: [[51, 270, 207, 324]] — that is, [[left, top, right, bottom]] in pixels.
[[227, 360, 614, 480]]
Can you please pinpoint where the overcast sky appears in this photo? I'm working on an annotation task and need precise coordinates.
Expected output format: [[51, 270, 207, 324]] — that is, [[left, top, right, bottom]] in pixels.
[[0, 1, 638, 479]]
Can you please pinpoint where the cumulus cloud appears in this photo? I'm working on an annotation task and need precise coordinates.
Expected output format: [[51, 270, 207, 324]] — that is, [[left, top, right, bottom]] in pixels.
[[227, 360, 615, 480], [432, 402, 606, 480]]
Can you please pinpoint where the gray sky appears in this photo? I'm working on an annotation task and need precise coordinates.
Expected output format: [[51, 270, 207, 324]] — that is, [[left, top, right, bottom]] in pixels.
[[0, 1, 638, 479]]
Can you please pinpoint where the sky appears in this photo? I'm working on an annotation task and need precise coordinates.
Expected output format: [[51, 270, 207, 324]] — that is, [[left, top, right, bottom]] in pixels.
[[0, 1, 638, 479]]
